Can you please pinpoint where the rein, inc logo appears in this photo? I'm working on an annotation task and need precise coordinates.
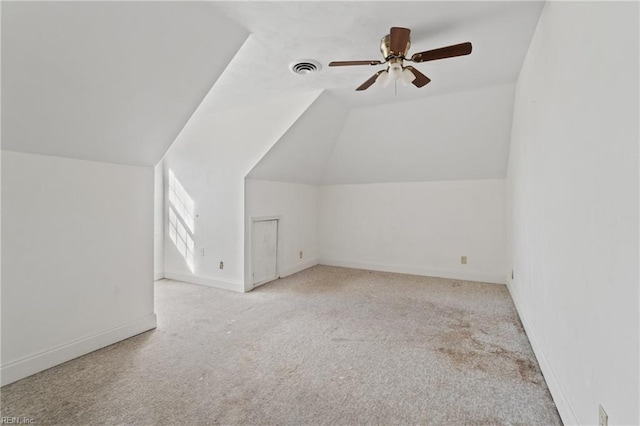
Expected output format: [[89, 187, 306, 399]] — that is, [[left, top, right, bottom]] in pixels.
[[1, 418, 35, 424]]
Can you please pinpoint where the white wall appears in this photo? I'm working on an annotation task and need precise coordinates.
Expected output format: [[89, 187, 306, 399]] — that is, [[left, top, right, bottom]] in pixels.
[[162, 92, 320, 292], [319, 180, 506, 284], [507, 2, 639, 424], [154, 160, 164, 280], [1, 151, 156, 385], [245, 179, 318, 290]]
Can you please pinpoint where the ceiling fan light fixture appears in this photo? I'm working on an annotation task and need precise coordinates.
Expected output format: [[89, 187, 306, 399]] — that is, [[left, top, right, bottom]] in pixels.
[[401, 67, 416, 85], [388, 62, 403, 80], [375, 70, 390, 88]]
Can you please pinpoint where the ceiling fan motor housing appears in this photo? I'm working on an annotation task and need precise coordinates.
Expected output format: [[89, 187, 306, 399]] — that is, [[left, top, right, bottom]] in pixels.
[[380, 34, 411, 59]]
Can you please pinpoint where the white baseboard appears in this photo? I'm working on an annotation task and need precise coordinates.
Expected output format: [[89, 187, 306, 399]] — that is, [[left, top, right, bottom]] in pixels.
[[154, 271, 164, 281], [506, 282, 579, 425], [1, 313, 157, 386], [318, 258, 506, 284], [279, 258, 318, 278], [163, 271, 244, 293]]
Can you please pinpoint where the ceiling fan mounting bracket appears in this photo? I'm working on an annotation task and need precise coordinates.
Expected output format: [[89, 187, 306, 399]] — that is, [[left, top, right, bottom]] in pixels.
[[387, 57, 403, 66]]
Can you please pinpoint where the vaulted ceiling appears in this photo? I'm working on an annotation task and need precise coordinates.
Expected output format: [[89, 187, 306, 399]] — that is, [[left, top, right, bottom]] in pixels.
[[214, 1, 544, 109], [230, 1, 544, 184], [2, 1, 546, 180], [249, 83, 516, 185], [2, 2, 248, 166]]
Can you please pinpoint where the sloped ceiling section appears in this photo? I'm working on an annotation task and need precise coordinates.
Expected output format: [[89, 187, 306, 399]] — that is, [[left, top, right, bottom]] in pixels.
[[249, 83, 515, 185], [1, 2, 248, 166], [247, 92, 349, 185], [323, 83, 516, 184], [236, 0, 543, 186], [214, 1, 544, 109]]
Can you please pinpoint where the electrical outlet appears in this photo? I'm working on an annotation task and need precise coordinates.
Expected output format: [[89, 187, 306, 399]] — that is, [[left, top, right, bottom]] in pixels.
[[299, 250, 303, 259], [461, 256, 467, 265], [200, 248, 205, 256], [599, 405, 608, 426], [511, 270, 514, 279], [219, 261, 224, 270]]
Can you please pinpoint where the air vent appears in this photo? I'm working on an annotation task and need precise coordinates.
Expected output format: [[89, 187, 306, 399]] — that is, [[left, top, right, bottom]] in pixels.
[[290, 59, 322, 75]]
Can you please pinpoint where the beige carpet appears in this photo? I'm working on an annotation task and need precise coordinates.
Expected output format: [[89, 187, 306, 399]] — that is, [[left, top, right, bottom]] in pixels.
[[1, 266, 561, 425]]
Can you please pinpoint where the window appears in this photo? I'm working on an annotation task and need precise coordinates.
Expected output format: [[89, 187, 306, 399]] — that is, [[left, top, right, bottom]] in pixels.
[[168, 170, 195, 232], [168, 170, 195, 273]]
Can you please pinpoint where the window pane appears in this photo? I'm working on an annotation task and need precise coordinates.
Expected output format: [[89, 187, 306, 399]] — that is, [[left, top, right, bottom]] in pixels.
[[177, 222, 186, 240], [177, 238, 186, 256], [176, 201, 185, 220], [184, 195, 194, 216], [176, 181, 184, 199], [167, 169, 196, 273], [185, 213, 194, 234]]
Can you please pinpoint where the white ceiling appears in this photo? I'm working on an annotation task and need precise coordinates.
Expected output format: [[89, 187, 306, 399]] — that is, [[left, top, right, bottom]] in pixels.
[[235, 1, 545, 184], [213, 1, 545, 109], [248, 83, 516, 184], [322, 83, 516, 184], [247, 92, 349, 184], [2, 2, 248, 166], [2, 1, 546, 182]]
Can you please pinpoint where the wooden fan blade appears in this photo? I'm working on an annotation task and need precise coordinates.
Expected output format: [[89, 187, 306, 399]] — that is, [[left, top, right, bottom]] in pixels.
[[329, 60, 383, 67], [410, 42, 472, 63], [405, 66, 431, 88], [356, 71, 385, 91], [389, 27, 411, 56]]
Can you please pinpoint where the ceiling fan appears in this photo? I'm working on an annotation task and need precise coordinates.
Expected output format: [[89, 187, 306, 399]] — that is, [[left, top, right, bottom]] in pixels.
[[329, 27, 472, 91]]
